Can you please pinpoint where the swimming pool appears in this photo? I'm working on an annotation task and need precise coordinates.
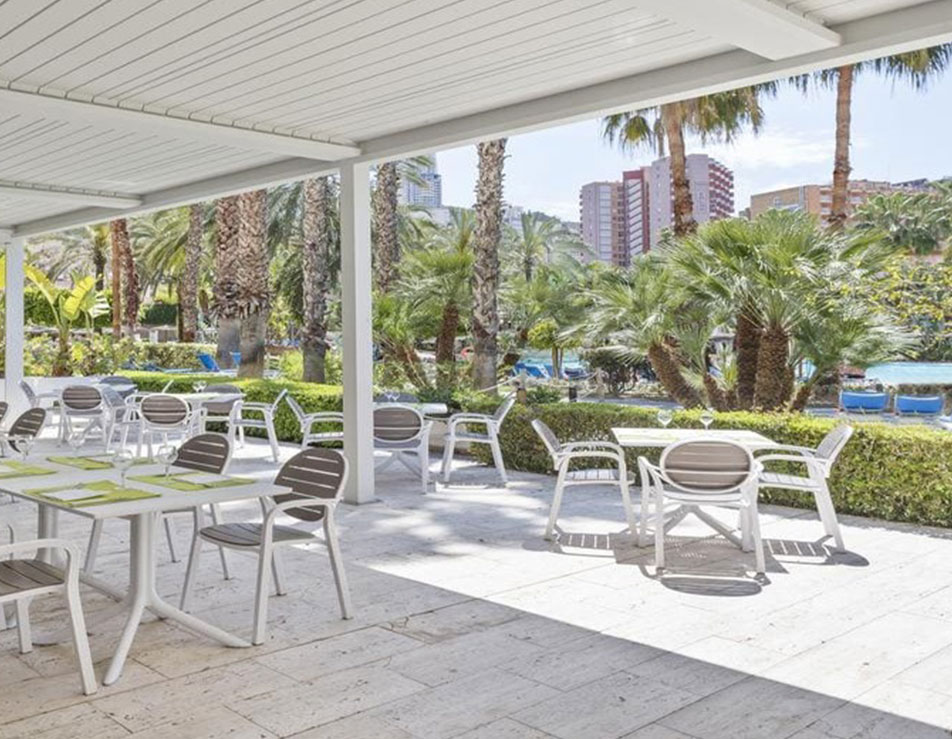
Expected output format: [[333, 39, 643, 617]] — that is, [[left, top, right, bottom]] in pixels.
[[865, 362, 952, 385]]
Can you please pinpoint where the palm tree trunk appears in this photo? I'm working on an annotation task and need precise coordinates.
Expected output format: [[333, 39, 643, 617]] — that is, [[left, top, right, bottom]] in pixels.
[[661, 103, 696, 238], [302, 177, 332, 383], [93, 251, 106, 293], [180, 203, 202, 343], [109, 221, 123, 339], [473, 138, 507, 390], [647, 342, 703, 408], [214, 196, 242, 367], [790, 380, 814, 412], [829, 65, 854, 231], [373, 162, 400, 292], [435, 302, 460, 389], [237, 190, 270, 379], [735, 310, 761, 410], [753, 324, 790, 410], [702, 372, 729, 411], [110, 219, 138, 336]]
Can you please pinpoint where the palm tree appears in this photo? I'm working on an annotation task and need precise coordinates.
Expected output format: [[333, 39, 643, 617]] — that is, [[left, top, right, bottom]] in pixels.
[[795, 45, 952, 229], [237, 189, 270, 378], [504, 212, 587, 281], [301, 177, 334, 382], [109, 220, 123, 338], [214, 195, 242, 366], [853, 189, 952, 255], [472, 139, 507, 389], [53, 224, 110, 290], [181, 203, 204, 342], [109, 218, 138, 335], [373, 293, 428, 389], [603, 86, 773, 237]]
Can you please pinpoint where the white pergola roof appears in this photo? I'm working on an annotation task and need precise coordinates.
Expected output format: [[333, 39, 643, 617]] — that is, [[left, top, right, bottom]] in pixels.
[[2, 0, 951, 238]]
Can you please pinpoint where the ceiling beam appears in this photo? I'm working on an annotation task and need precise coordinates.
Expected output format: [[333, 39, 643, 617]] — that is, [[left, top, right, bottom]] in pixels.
[[0, 181, 141, 209], [0, 87, 360, 161], [633, 0, 841, 60], [357, 0, 952, 163], [13, 157, 336, 237]]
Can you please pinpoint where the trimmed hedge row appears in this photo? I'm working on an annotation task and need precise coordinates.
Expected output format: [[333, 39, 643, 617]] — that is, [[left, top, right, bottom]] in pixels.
[[466, 402, 952, 529]]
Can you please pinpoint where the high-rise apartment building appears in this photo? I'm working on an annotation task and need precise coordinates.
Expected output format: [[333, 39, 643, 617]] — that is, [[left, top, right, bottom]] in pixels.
[[579, 181, 627, 266], [749, 179, 930, 220], [580, 154, 734, 265], [398, 154, 443, 208]]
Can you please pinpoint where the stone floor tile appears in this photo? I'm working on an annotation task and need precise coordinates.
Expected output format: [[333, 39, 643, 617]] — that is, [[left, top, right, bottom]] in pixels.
[[455, 717, 555, 738], [0, 703, 129, 739], [125, 706, 276, 739]]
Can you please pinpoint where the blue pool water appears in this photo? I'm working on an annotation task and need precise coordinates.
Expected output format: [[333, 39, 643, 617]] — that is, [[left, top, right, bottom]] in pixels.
[[865, 362, 952, 385]]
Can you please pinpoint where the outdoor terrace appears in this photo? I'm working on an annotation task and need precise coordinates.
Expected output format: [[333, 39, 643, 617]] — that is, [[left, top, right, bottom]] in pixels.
[[3, 436, 952, 739]]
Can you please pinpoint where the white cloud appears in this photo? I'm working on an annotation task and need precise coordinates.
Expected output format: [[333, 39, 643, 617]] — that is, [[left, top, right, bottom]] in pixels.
[[692, 128, 835, 170]]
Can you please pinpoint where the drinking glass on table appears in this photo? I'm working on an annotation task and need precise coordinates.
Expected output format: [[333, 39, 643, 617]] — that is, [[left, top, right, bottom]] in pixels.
[[67, 431, 85, 454], [193, 381, 207, 393], [384, 390, 398, 403], [114, 450, 134, 489], [156, 444, 177, 478], [657, 409, 673, 428], [12, 435, 33, 462], [700, 409, 715, 430]]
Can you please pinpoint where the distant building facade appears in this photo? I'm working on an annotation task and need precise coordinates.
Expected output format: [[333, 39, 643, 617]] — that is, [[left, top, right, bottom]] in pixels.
[[749, 179, 933, 220], [398, 154, 443, 208], [580, 154, 734, 265]]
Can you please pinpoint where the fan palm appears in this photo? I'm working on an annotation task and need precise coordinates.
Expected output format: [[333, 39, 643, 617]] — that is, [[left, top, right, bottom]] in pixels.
[[852, 190, 952, 255], [503, 212, 588, 281], [236, 189, 270, 378], [49, 224, 110, 289], [213, 196, 242, 365], [301, 176, 335, 382]]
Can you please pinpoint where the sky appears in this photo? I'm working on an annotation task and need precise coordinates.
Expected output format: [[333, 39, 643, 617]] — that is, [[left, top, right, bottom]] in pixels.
[[435, 71, 952, 222]]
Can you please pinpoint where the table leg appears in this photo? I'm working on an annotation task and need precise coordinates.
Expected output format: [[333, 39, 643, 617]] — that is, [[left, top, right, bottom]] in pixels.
[[36, 504, 60, 564]]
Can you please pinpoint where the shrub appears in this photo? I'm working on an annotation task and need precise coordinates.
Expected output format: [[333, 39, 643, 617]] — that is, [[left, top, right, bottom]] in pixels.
[[142, 300, 179, 326], [459, 400, 952, 528]]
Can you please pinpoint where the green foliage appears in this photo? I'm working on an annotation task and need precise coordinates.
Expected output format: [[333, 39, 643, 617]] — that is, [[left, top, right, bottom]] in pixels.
[[142, 300, 179, 326], [276, 349, 342, 384], [853, 190, 952, 255], [581, 347, 638, 394], [461, 400, 952, 528]]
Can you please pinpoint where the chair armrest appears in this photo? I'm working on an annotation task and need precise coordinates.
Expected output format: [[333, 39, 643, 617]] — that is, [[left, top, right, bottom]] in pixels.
[[303, 413, 345, 433], [754, 444, 816, 457], [557, 450, 625, 467], [447, 413, 492, 430], [756, 454, 825, 469], [0, 538, 79, 576], [563, 440, 625, 456]]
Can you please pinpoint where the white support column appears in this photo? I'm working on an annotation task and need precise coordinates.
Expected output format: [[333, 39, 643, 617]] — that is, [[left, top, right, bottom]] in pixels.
[[338, 161, 375, 505], [3, 233, 25, 414]]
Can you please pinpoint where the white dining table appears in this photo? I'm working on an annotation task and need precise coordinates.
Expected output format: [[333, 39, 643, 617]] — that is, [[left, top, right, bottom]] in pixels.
[[0, 456, 289, 686], [374, 401, 449, 417], [612, 427, 780, 450]]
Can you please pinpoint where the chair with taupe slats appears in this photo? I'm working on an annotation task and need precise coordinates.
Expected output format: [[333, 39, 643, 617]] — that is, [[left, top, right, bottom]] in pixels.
[[286, 394, 343, 449], [180, 447, 352, 645], [84, 434, 233, 575], [60, 385, 106, 444], [3, 407, 47, 457], [639, 438, 765, 574], [0, 538, 96, 695], [137, 394, 194, 459], [374, 405, 432, 493]]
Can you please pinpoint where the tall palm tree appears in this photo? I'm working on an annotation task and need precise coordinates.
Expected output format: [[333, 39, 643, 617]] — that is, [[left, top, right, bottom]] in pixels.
[[214, 195, 242, 365], [237, 189, 270, 378], [795, 45, 952, 229], [181, 203, 204, 342], [504, 212, 586, 281], [603, 86, 773, 237], [109, 218, 138, 335], [109, 220, 123, 338], [53, 224, 110, 290], [301, 177, 334, 382], [472, 139, 507, 389]]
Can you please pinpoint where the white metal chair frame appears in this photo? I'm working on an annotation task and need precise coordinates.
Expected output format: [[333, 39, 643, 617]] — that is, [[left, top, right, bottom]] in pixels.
[[179, 448, 352, 645], [531, 419, 636, 541], [0, 538, 97, 695], [638, 438, 765, 574], [286, 395, 344, 448], [755, 425, 853, 551], [59, 385, 110, 445], [373, 405, 432, 493], [136, 394, 196, 460], [202, 389, 286, 463], [19, 380, 61, 436], [441, 394, 515, 484]]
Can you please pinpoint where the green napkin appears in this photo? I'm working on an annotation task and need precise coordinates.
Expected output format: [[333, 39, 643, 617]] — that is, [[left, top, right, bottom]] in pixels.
[[25, 479, 160, 507], [0, 460, 57, 479], [130, 471, 255, 492], [47, 455, 114, 470]]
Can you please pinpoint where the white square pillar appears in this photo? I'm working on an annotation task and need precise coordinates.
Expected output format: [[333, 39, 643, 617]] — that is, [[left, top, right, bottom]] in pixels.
[[338, 161, 375, 504], [3, 234, 25, 415]]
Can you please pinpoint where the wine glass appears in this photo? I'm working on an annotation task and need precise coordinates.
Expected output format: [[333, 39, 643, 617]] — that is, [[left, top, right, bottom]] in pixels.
[[700, 409, 715, 430], [67, 431, 85, 455], [114, 450, 134, 489], [14, 436, 33, 463], [193, 381, 207, 393], [657, 409, 673, 428], [156, 444, 177, 478], [385, 390, 397, 403]]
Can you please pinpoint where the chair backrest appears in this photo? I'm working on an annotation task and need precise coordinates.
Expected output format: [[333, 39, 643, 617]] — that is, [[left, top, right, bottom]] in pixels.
[[99, 386, 127, 410], [268, 388, 289, 410], [815, 424, 854, 466], [530, 419, 562, 467], [273, 447, 348, 521], [493, 394, 517, 424], [0, 401, 8, 426], [204, 384, 242, 415], [286, 394, 307, 423], [18, 381, 37, 406], [174, 434, 230, 473], [140, 394, 190, 427], [197, 353, 220, 372], [895, 394, 943, 416], [9, 408, 46, 439], [840, 391, 887, 412], [100, 375, 137, 399], [62, 385, 103, 411], [373, 405, 423, 442], [660, 438, 755, 494]]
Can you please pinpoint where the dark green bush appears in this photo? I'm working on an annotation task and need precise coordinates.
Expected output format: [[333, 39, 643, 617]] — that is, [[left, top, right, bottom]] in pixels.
[[460, 400, 952, 528], [142, 300, 179, 326]]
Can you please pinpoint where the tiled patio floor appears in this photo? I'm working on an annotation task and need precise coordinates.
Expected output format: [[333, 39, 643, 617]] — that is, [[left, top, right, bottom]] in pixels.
[[3, 437, 952, 738]]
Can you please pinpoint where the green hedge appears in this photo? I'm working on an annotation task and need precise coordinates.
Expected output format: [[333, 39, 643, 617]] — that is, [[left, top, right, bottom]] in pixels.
[[463, 401, 952, 528]]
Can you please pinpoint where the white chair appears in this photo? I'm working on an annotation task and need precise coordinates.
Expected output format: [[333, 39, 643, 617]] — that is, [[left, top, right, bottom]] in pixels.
[[639, 438, 765, 574], [0, 537, 97, 695], [202, 388, 285, 463], [374, 405, 432, 493], [180, 447, 352, 645], [19, 380, 60, 435], [756, 425, 853, 551], [442, 394, 515, 484], [531, 419, 636, 541], [137, 394, 195, 459], [199, 384, 244, 447], [286, 395, 344, 448], [1, 407, 47, 458], [59, 385, 108, 443]]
